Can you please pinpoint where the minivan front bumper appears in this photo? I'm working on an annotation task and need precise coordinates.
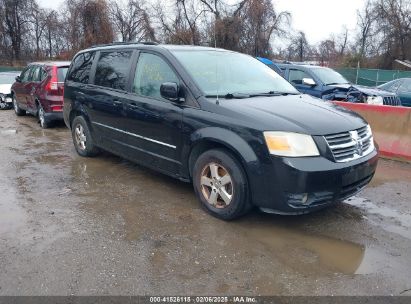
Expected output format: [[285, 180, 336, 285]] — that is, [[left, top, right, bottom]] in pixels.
[[252, 149, 378, 214]]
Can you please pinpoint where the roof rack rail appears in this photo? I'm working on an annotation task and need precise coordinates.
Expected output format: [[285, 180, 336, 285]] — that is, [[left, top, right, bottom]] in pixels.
[[89, 41, 158, 49]]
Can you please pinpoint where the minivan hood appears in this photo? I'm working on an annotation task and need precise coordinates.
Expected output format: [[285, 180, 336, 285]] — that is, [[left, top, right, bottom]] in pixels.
[[218, 94, 367, 135]]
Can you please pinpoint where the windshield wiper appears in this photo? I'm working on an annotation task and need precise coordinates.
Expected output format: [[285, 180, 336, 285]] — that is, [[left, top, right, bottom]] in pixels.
[[326, 82, 350, 85], [250, 91, 300, 97], [204, 91, 299, 99], [204, 93, 251, 99]]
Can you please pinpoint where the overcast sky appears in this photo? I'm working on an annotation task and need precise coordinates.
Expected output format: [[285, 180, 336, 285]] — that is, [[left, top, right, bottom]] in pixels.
[[38, 0, 366, 44]]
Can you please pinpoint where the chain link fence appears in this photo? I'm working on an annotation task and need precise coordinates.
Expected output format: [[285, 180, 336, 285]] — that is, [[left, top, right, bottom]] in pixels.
[[2, 65, 410, 88], [336, 68, 411, 87], [0, 66, 24, 73]]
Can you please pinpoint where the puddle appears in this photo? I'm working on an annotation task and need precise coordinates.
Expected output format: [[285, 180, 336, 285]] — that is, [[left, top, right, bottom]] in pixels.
[[0, 174, 26, 235], [346, 196, 411, 240], [236, 218, 367, 275], [0, 129, 17, 135]]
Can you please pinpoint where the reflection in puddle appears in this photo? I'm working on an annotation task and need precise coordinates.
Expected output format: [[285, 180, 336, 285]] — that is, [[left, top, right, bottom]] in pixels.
[[0, 129, 17, 135], [0, 174, 26, 235], [346, 196, 411, 240], [236, 218, 366, 275]]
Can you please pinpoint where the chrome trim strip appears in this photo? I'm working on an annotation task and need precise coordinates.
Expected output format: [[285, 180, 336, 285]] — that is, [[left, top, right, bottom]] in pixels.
[[92, 122, 177, 149], [111, 139, 181, 165]]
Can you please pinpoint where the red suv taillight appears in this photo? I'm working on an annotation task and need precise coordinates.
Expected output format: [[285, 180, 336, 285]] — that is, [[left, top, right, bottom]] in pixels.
[[45, 65, 60, 95]]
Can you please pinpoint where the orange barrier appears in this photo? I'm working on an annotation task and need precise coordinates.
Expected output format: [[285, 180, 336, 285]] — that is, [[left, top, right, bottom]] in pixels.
[[333, 101, 411, 162]]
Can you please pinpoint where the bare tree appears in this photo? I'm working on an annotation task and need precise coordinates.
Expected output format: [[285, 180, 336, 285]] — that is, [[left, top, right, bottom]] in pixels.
[[357, 0, 377, 61], [238, 0, 290, 57], [154, 0, 202, 45], [28, 1, 48, 59], [61, 0, 114, 56], [109, 0, 155, 42], [0, 0, 31, 61], [337, 26, 349, 56], [373, 0, 411, 62]]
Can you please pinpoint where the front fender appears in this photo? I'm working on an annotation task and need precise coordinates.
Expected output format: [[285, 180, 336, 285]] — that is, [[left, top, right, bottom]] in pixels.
[[182, 127, 267, 205], [190, 127, 259, 164]]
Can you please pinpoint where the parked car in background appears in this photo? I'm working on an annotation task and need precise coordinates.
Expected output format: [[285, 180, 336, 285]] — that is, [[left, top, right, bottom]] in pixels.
[[378, 78, 411, 107], [278, 63, 401, 106], [0, 71, 21, 110], [64, 43, 378, 220], [256, 57, 284, 76], [11, 61, 70, 128]]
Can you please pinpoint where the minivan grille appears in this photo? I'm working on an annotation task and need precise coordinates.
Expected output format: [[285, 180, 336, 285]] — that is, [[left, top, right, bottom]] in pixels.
[[324, 125, 374, 162], [383, 96, 401, 106]]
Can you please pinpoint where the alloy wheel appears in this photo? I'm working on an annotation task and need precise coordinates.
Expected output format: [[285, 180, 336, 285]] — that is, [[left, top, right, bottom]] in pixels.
[[13, 97, 18, 113], [74, 124, 87, 151], [200, 162, 233, 209], [39, 107, 46, 127]]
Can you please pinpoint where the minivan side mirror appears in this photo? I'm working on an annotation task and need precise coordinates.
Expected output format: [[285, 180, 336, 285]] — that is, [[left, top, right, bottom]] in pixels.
[[15, 76, 21, 83], [160, 82, 180, 102], [302, 78, 316, 86]]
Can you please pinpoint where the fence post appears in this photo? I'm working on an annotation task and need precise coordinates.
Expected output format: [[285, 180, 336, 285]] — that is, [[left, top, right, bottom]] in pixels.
[[376, 70, 379, 86], [355, 61, 360, 85]]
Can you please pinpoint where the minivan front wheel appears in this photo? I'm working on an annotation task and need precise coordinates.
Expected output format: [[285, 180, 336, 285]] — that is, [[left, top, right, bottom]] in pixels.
[[193, 149, 252, 220], [71, 116, 100, 157]]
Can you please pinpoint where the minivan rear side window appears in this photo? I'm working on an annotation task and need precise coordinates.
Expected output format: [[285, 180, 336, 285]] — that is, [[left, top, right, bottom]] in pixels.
[[67, 51, 95, 84], [94, 51, 133, 91]]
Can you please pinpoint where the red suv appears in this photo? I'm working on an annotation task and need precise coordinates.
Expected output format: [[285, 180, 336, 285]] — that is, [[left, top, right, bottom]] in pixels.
[[11, 61, 70, 128]]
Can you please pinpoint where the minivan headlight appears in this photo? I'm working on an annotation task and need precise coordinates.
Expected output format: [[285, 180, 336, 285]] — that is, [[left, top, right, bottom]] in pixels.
[[264, 131, 320, 157]]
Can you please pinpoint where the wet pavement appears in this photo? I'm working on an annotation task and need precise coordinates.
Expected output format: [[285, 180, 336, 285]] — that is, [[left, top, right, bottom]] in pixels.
[[0, 110, 411, 296]]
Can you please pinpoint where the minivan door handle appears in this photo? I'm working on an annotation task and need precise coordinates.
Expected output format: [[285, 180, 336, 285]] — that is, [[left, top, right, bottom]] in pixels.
[[113, 100, 122, 106]]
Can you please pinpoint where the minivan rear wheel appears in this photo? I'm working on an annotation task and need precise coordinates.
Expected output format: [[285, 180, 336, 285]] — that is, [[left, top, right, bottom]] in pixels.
[[13, 95, 25, 116], [193, 149, 252, 220], [71, 116, 100, 157]]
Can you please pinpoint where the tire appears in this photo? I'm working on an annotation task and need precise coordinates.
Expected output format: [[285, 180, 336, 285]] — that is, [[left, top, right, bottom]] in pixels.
[[12, 95, 25, 116], [71, 116, 100, 157], [38, 104, 50, 129], [192, 149, 252, 220]]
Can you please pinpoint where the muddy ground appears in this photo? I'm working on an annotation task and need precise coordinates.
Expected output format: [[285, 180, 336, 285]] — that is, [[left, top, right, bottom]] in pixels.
[[0, 110, 411, 296]]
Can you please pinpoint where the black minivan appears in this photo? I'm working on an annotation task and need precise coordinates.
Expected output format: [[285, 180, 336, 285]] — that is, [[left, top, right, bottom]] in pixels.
[[64, 43, 378, 220]]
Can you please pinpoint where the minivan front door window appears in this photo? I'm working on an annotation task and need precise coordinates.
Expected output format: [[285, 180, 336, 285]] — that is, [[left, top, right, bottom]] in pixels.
[[132, 53, 179, 99]]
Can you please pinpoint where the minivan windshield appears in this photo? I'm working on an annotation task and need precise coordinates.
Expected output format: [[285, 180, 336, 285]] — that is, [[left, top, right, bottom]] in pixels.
[[312, 67, 350, 85], [171, 50, 299, 97]]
